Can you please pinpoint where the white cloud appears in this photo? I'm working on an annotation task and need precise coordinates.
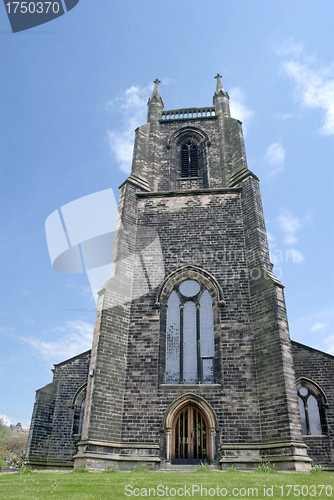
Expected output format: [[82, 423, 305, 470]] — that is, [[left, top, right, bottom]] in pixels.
[[0, 414, 11, 426], [288, 249, 304, 264], [229, 87, 254, 134], [275, 112, 300, 121], [267, 211, 306, 266], [277, 211, 302, 245], [289, 307, 334, 354], [0, 326, 16, 337], [310, 322, 327, 333], [107, 83, 154, 173], [160, 77, 175, 86], [264, 142, 286, 175], [107, 128, 135, 173], [22, 320, 93, 364], [266, 230, 277, 249], [264, 143, 285, 167], [279, 42, 334, 135], [276, 39, 305, 59]]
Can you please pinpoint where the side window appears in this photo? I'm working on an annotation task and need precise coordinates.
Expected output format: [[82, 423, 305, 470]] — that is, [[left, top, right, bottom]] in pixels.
[[166, 279, 214, 384], [72, 386, 86, 437], [166, 290, 181, 384], [78, 398, 86, 435], [298, 384, 327, 435], [200, 290, 215, 383]]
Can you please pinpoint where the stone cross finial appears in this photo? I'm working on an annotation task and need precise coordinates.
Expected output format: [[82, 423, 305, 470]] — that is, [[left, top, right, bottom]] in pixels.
[[154, 78, 161, 85], [214, 73, 225, 94]]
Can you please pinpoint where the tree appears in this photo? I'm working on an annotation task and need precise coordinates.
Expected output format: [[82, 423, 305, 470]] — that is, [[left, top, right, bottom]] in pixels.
[[0, 419, 29, 469]]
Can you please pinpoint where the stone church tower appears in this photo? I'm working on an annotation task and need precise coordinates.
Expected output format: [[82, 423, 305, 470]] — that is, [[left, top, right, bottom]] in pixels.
[[72, 76, 310, 471], [26, 77, 334, 471]]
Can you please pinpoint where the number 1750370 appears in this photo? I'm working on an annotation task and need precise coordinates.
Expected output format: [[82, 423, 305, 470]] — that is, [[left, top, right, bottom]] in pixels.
[[279, 484, 333, 497], [5, 2, 60, 14]]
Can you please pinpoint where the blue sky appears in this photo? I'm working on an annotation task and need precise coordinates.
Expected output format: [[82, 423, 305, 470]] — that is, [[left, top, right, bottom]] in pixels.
[[0, 0, 333, 427]]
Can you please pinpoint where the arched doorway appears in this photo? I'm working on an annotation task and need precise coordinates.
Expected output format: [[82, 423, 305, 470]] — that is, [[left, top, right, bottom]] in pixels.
[[164, 394, 217, 465], [172, 403, 209, 464]]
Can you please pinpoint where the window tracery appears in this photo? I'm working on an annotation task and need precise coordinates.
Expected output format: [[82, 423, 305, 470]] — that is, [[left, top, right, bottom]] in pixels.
[[297, 381, 327, 436], [166, 279, 215, 384]]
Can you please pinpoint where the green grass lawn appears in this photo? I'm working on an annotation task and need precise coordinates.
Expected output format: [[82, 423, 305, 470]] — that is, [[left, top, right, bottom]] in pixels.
[[0, 468, 333, 500]]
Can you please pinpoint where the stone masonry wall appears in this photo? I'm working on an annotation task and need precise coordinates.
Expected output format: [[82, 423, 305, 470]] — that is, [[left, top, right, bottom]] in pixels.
[[158, 118, 222, 192], [26, 350, 90, 465], [120, 189, 262, 456], [26, 382, 57, 462], [46, 351, 91, 462], [292, 341, 334, 465]]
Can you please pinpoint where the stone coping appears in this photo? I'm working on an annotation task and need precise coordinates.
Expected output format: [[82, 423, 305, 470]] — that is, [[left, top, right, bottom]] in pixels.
[[74, 452, 161, 462], [77, 439, 159, 449], [220, 441, 308, 450], [137, 187, 242, 199]]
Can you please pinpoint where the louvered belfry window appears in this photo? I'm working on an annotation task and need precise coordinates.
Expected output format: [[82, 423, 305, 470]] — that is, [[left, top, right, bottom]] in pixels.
[[166, 280, 215, 384], [181, 142, 198, 177]]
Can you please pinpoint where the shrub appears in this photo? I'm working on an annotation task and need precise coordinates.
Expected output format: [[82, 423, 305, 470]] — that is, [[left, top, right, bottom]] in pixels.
[[0, 421, 29, 470]]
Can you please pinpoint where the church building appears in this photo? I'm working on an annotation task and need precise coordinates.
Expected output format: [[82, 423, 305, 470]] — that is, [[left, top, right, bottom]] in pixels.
[[26, 76, 334, 471]]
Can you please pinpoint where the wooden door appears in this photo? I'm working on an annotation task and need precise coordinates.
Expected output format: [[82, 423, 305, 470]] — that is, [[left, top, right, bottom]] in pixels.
[[172, 404, 208, 463]]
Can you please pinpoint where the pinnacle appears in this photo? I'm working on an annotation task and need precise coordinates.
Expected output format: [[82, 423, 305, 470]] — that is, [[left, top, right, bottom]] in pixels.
[[214, 73, 225, 94], [147, 78, 164, 116], [151, 78, 162, 100]]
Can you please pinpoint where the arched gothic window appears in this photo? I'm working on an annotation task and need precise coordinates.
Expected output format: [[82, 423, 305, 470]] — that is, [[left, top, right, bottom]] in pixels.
[[166, 279, 214, 384], [72, 385, 86, 437], [78, 398, 86, 435], [298, 383, 327, 435], [181, 142, 198, 178]]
